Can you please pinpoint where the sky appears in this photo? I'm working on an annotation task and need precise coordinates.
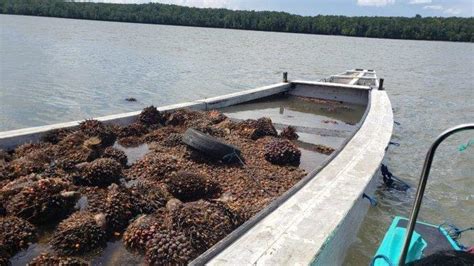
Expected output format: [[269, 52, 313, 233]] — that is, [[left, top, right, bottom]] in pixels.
[[82, 0, 474, 17]]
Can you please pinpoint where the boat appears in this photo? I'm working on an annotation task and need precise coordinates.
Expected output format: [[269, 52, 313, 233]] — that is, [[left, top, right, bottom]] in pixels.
[[372, 124, 474, 266], [0, 69, 393, 265]]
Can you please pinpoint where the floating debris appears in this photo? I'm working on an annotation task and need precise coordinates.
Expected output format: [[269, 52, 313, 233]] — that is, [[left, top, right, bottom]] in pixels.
[[280, 126, 299, 140], [264, 139, 301, 166], [125, 97, 137, 102], [51, 211, 107, 255], [166, 171, 221, 202], [0, 216, 37, 259], [322, 120, 339, 124], [314, 144, 336, 155]]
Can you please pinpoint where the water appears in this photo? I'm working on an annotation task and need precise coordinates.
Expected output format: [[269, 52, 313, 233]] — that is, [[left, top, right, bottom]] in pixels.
[[1, 15, 473, 264]]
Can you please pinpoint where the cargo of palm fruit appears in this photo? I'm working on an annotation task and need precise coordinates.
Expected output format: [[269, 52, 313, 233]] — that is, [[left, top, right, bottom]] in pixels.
[[280, 126, 299, 140], [101, 147, 128, 166], [236, 117, 278, 140], [51, 211, 107, 255], [0, 106, 312, 265], [264, 138, 302, 166], [28, 253, 88, 266], [0, 216, 37, 259], [123, 215, 164, 253], [79, 119, 116, 147], [170, 200, 239, 253], [3, 178, 77, 224], [166, 171, 220, 202], [145, 229, 196, 265], [73, 158, 122, 187], [138, 106, 162, 126]]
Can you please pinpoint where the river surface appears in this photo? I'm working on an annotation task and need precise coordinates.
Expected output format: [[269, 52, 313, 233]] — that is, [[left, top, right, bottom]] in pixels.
[[1, 15, 473, 265]]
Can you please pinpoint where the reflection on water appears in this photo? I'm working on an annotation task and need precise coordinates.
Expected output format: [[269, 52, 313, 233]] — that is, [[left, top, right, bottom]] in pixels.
[[113, 142, 150, 166]]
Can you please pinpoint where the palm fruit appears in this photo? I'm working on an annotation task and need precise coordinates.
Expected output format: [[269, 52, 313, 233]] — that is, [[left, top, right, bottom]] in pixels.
[[263, 138, 301, 166]]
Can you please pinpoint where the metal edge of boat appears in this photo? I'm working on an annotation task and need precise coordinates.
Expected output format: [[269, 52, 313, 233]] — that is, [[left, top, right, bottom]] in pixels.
[[0, 69, 393, 266]]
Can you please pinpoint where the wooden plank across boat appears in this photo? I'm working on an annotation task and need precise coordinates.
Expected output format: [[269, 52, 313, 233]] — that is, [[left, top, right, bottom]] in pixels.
[[0, 69, 393, 265]]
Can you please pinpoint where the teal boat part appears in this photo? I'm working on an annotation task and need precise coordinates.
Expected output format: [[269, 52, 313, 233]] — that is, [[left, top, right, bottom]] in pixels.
[[372, 216, 463, 266], [372, 217, 427, 266]]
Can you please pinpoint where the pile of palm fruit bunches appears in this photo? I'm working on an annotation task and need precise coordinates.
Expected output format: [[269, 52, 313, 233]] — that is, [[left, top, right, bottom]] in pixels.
[[0, 106, 310, 265]]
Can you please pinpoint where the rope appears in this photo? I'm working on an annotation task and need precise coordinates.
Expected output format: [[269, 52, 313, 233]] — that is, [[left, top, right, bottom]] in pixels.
[[225, 149, 272, 196], [381, 163, 411, 190], [389, 141, 400, 147], [459, 139, 474, 152], [371, 255, 393, 266], [363, 193, 378, 206], [439, 223, 474, 241]]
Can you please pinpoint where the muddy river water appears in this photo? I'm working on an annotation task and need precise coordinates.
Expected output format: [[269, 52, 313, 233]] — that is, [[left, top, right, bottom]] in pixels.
[[1, 14, 473, 265]]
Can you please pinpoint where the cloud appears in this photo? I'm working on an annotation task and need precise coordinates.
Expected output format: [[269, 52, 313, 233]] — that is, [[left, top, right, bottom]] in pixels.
[[409, 0, 431, 4], [423, 5, 442, 10], [357, 0, 395, 7], [444, 7, 462, 15]]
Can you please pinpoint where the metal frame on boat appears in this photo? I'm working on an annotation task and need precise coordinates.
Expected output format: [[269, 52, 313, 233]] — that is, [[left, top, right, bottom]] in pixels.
[[0, 69, 393, 265]]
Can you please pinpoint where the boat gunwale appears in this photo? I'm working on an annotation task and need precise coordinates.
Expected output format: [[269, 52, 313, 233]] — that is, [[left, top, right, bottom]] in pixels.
[[0, 77, 377, 265], [190, 87, 373, 265], [0, 81, 370, 150]]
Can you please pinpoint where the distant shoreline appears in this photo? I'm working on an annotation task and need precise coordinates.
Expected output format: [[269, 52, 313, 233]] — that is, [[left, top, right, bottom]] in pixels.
[[1, 0, 473, 43]]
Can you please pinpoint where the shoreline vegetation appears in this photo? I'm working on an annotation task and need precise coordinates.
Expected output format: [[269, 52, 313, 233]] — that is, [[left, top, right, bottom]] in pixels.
[[1, 0, 473, 42]]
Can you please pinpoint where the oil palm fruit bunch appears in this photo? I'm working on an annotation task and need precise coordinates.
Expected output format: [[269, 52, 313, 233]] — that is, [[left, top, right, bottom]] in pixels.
[[79, 119, 116, 147], [0, 216, 37, 259], [145, 229, 196, 265], [101, 147, 128, 166], [279, 126, 299, 140], [264, 138, 301, 166], [74, 158, 122, 187], [170, 200, 235, 253], [139, 106, 163, 127], [50, 211, 107, 255], [5, 178, 77, 224], [238, 118, 278, 140], [123, 215, 163, 253], [27, 252, 88, 266], [166, 171, 220, 202], [126, 152, 177, 181]]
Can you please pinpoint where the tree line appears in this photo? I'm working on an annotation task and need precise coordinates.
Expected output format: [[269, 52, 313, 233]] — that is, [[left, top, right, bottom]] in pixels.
[[1, 0, 473, 42]]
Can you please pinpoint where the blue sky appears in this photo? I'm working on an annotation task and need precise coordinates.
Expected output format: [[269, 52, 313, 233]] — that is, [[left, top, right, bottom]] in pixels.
[[85, 0, 473, 17]]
